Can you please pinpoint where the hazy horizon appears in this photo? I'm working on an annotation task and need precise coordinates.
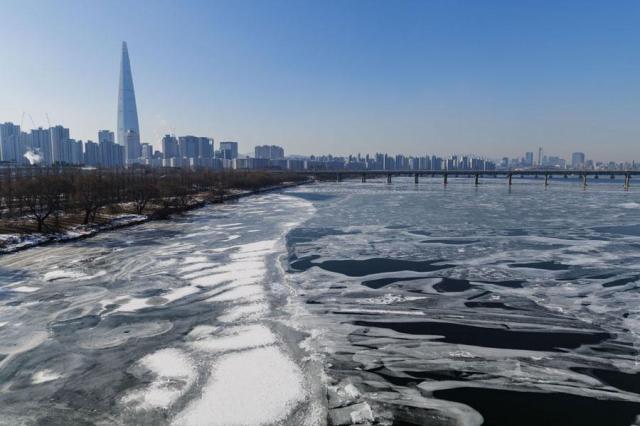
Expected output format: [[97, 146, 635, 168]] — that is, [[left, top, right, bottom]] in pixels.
[[1, 0, 639, 162]]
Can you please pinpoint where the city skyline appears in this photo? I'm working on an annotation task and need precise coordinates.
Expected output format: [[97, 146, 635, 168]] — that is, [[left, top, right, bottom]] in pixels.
[[1, 0, 639, 161]]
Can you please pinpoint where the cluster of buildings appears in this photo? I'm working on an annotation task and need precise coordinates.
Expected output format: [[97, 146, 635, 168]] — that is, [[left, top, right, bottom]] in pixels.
[[499, 149, 637, 171], [2, 42, 638, 173]]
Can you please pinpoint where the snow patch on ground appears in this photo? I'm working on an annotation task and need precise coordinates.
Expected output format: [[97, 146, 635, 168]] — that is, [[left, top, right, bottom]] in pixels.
[[173, 346, 305, 426], [0, 214, 147, 255], [122, 348, 196, 410]]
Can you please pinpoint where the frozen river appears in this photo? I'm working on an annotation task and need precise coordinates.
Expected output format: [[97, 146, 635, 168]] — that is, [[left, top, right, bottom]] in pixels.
[[0, 193, 323, 425], [1, 177, 640, 425]]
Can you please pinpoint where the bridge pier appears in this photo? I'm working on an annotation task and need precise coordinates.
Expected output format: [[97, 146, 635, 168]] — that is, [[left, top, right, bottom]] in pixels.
[[387, 174, 392, 184], [474, 173, 479, 186], [361, 173, 366, 183], [414, 173, 419, 184]]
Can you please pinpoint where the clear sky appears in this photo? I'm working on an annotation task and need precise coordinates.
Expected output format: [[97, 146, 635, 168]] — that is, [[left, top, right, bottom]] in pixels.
[[1, 0, 639, 161]]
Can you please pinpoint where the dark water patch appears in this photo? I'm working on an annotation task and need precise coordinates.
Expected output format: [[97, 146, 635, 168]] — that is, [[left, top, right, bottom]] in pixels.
[[135, 288, 167, 298], [464, 301, 521, 311], [509, 261, 571, 271], [432, 387, 640, 426], [572, 367, 640, 394], [433, 278, 473, 293], [354, 320, 611, 351], [314, 258, 454, 277], [557, 271, 620, 281], [289, 255, 321, 272], [476, 280, 525, 289], [421, 239, 479, 245], [594, 224, 640, 237], [587, 272, 619, 279], [361, 276, 432, 290], [602, 275, 640, 288]]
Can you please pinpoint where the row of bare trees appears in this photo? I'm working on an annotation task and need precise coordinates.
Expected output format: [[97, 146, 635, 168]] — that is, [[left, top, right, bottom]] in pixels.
[[0, 167, 308, 233]]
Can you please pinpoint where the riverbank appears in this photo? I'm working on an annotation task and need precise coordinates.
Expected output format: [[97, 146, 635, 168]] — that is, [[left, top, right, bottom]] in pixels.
[[0, 180, 312, 255]]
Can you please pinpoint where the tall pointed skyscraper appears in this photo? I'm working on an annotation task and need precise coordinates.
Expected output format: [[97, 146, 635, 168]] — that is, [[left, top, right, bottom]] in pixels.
[[117, 41, 141, 163]]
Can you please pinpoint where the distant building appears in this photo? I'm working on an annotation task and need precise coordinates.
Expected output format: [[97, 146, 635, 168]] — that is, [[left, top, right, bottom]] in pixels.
[[31, 127, 52, 165], [98, 130, 115, 144], [197, 137, 213, 158], [219, 141, 238, 159], [572, 152, 585, 168], [50, 125, 70, 164], [117, 41, 141, 164], [178, 136, 200, 159], [141, 143, 153, 160], [525, 152, 534, 167], [0, 122, 22, 163], [84, 141, 99, 166], [162, 135, 179, 159], [70, 140, 83, 165], [254, 144, 285, 160], [98, 138, 124, 167]]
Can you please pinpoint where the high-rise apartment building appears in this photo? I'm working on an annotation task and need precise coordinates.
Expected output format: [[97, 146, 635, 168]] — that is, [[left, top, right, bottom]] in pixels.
[[0, 122, 22, 163], [219, 141, 238, 159]]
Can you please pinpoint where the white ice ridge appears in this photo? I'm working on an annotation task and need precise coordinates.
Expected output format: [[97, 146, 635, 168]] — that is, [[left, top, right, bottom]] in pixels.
[[42, 269, 103, 282], [105, 286, 200, 313], [218, 302, 268, 323], [189, 324, 276, 353], [122, 348, 196, 410], [31, 369, 62, 384], [173, 346, 305, 426]]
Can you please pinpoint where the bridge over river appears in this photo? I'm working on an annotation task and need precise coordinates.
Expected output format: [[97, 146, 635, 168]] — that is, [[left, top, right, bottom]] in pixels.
[[295, 169, 640, 188]]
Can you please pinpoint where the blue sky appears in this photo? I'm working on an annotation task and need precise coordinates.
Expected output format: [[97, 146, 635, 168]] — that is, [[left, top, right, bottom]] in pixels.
[[1, 0, 639, 160]]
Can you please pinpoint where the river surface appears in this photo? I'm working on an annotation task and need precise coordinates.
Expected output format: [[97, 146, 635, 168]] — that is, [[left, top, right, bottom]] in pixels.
[[1, 177, 640, 425]]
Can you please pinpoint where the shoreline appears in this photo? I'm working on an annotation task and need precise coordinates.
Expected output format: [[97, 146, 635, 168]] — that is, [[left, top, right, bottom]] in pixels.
[[0, 180, 312, 256]]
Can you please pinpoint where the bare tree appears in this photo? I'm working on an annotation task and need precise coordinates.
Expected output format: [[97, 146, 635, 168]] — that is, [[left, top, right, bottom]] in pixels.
[[74, 173, 111, 224], [18, 175, 71, 232], [127, 180, 158, 215]]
